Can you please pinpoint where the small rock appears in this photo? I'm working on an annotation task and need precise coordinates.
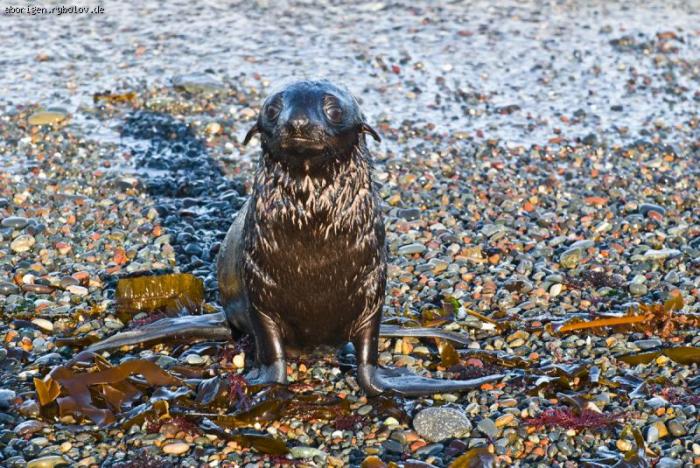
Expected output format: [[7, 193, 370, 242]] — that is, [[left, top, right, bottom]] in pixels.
[[0, 389, 16, 410], [645, 397, 668, 409], [0, 282, 20, 295], [238, 107, 257, 119], [382, 439, 404, 454], [205, 122, 221, 135], [634, 339, 662, 350], [476, 418, 498, 439], [34, 353, 62, 367], [616, 439, 632, 452], [14, 420, 45, 436], [31, 318, 54, 333], [644, 249, 680, 261], [184, 354, 205, 365], [629, 283, 647, 296], [645, 421, 668, 443], [172, 73, 224, 95], [413, 407, 472, 442], [290, 446, 327, 459], [27, 110, 68, 126], [655, 458, 681, 468], [569, 239, 595, 250], [666, 419, 686, 437], [19, 399, 40, 417], [26, 456, 68, 468], [232, 353, 245, 368], [559, 248, 582, 269], [639, 203, 666, 216], [398, 243, 427, 255], [415, 443, 445, 457], [549, 283, 563, 297], [503, 277, 533, 293], [11, 234, 35, 253], [1, 216, 29, 229], [481, 224, 509, 237], [161, 442, 191, 455], [495, 414, 515, 428], [360, 455, 387, 468], [30, 436, 49, 447], [397, 208, 421, 220], [66, 285, 88, 296], [384, 417, 400, 426]]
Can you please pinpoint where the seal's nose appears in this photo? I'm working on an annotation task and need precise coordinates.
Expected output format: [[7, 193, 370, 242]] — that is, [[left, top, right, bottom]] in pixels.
[[287, 113, 310, 134]]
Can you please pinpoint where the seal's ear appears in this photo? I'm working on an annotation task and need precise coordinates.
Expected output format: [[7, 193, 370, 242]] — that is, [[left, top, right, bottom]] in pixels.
[[361, 123, 381, 143], [243, 123, 259, 146]]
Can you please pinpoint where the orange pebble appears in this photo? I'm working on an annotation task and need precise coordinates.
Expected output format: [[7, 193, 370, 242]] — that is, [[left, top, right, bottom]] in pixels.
[[21, 337, 33, 352], [410, 440, 427, 452]]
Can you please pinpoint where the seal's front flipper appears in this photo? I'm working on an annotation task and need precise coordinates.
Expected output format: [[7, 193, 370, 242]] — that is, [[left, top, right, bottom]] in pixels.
[[86, 312, 231, 353], [379, 324, 470, 347], [357, 364, 504, 397]]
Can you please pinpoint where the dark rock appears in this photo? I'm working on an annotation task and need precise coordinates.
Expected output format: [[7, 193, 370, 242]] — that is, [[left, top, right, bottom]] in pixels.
[[1, 217, 28, 229]]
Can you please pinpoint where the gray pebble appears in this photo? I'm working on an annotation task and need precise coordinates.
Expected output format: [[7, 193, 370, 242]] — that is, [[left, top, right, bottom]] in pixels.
[[629, 283, 647, 296], [397, 208, 421, 220], [413, 407, 472, 442], [398, 243, 427, 255], [640, 203, 666, 216], [644, 248, 680, 260], [476, 417, 498, 439], [0, 282, 20, 296], [289, 446, 327, 459], [569, 239, 595, 250], [559, 248, 582, 268], [1, 216, 29, 229], [655, 458, 682, 468], [667, 419, 687, 437], [634, 339, 662, 350], [0, 389, 16, 410], [382, 439, 404, 454], [415, 443, 444, 456]]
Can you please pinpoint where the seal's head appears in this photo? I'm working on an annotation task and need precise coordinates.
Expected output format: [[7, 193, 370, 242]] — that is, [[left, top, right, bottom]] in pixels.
[[243, 80, 380, 167]]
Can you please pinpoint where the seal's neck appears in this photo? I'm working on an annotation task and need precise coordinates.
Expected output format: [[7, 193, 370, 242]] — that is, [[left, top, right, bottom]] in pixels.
[[253, 143, 374, 229]]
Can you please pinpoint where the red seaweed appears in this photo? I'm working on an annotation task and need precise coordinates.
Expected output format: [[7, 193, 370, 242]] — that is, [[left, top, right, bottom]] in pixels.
[[524, 407, 625, 431], [227, 373, 252, 411]]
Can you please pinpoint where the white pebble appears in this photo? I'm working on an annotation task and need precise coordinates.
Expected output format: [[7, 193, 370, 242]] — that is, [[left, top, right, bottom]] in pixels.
[[31, 318, 54, 333], [162, 442, 190, 455], [66, 285, 88, 296]]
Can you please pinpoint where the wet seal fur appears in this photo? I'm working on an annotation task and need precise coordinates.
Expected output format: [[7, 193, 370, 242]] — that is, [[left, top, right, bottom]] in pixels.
[[88, 80, 503, 397]]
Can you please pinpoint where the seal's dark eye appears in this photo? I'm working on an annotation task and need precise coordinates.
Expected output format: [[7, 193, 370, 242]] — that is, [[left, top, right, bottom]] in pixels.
[[323, 96, 343, 123], [265, 96, 282, 121]]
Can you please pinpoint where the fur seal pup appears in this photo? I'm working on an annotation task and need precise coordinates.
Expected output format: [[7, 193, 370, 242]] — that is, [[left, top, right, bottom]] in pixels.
[[217, 80, 501, 395], [87, 81, 502, 396]]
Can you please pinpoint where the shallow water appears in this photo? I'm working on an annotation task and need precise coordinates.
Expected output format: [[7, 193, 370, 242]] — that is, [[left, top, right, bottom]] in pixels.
[[2, 0, 700, 147]]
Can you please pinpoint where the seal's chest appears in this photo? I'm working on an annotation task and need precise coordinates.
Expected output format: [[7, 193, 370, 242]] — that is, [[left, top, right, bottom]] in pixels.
[[246, 215, 378, 343]]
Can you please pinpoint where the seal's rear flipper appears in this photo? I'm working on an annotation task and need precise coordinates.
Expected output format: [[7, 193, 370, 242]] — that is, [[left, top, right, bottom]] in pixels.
[[379, 324, 470, 347], [358, 364, 504, 397], [86, 312, 231, 353]]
